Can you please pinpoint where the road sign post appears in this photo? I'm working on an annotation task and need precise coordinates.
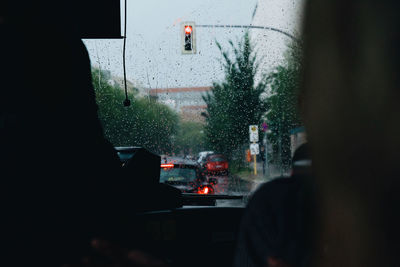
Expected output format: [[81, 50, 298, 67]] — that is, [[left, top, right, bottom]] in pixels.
[[250, 143, 259, 175], [249, 125, 259, 175], [250, 143, 260, 155], [249, 125, 259, 143]]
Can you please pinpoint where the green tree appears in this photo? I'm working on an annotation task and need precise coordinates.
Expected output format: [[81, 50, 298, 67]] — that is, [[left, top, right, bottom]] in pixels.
[[265, 43, 302, 168], [202, 31, 267, 164], [92, 68, 179, 154], [173, 121, 206, 156]]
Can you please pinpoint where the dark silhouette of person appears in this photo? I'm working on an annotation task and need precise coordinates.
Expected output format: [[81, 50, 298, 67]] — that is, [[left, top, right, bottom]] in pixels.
[[234, 143, 313, 267], [0, 1, 134, 266]]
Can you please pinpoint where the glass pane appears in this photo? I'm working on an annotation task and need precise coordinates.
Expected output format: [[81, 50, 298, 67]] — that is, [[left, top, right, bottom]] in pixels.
[[83, 0, 305, 199]]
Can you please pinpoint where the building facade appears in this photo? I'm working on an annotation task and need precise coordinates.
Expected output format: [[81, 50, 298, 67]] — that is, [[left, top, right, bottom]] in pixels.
[[149, 87, 211, 122]]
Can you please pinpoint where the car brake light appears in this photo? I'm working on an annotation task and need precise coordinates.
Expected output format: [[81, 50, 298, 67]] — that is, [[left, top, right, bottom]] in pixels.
[[224, 162, 228, 169], [206, 163, 212, 169], [161, 163, 174, 168], [197, 186, 211, 194]]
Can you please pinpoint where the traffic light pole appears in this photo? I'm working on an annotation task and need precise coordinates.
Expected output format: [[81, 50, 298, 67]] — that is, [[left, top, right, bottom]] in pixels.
[[196, 24, 300, 43], [263, 133, 269, 177]]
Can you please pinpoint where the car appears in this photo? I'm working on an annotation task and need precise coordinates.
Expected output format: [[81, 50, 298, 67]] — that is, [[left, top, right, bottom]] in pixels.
[[196, 151, 214, 164], [160, 157, 215, 194], [200, 153, 229, 175]]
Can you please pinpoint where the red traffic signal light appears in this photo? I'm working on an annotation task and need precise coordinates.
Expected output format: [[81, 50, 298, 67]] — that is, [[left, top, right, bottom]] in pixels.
[[185, 25, 192, 34]]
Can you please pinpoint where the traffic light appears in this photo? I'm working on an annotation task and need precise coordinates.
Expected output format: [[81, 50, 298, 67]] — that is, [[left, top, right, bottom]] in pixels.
[[181, 22, 196, 54], [184, 25, 193, 50]]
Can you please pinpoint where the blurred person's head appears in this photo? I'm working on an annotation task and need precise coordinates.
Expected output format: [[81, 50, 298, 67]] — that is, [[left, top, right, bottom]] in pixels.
[[300, 1, 400, 266], [241, 176, 308, 267]]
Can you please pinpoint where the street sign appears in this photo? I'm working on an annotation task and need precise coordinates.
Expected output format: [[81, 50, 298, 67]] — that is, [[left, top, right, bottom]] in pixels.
[[262, 122, 268, 132], [249, 125, 259, 142], [250, 143, 259, 155]]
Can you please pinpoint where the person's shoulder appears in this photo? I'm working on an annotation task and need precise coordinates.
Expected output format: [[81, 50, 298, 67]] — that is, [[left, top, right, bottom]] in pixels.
[[256, 176, 298, 194], [248, 177, 301, 208]]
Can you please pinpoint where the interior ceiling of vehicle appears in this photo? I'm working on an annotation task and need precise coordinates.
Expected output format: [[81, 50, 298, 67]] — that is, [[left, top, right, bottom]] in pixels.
[[74, 0, 121, 38]]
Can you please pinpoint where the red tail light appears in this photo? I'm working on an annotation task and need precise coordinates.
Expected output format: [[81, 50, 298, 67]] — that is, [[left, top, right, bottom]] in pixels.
[[197, 186, 211, 194], [161, 163, 174, 168], [206, 163, 212, 169], [224, 162, 228, 169]]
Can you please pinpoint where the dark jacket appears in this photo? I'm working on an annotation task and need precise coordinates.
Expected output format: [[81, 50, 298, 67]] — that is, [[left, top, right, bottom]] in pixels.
[[234, 176, 311, 267]]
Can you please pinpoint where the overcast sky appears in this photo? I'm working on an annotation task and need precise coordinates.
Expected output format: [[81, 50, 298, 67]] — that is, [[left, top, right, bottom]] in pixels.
[[83, 0, 302, 89]]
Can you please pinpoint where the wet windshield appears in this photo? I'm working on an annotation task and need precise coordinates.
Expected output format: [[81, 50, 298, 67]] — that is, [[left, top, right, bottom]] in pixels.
[[83, 0, 304, 198]]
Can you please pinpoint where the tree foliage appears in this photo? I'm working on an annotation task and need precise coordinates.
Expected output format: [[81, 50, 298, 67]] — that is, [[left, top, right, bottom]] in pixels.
[[92, 68, 179, 154], [173, 121, 206, 156], [203, 32, 267, 162], [265, 43, 302, 167]]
